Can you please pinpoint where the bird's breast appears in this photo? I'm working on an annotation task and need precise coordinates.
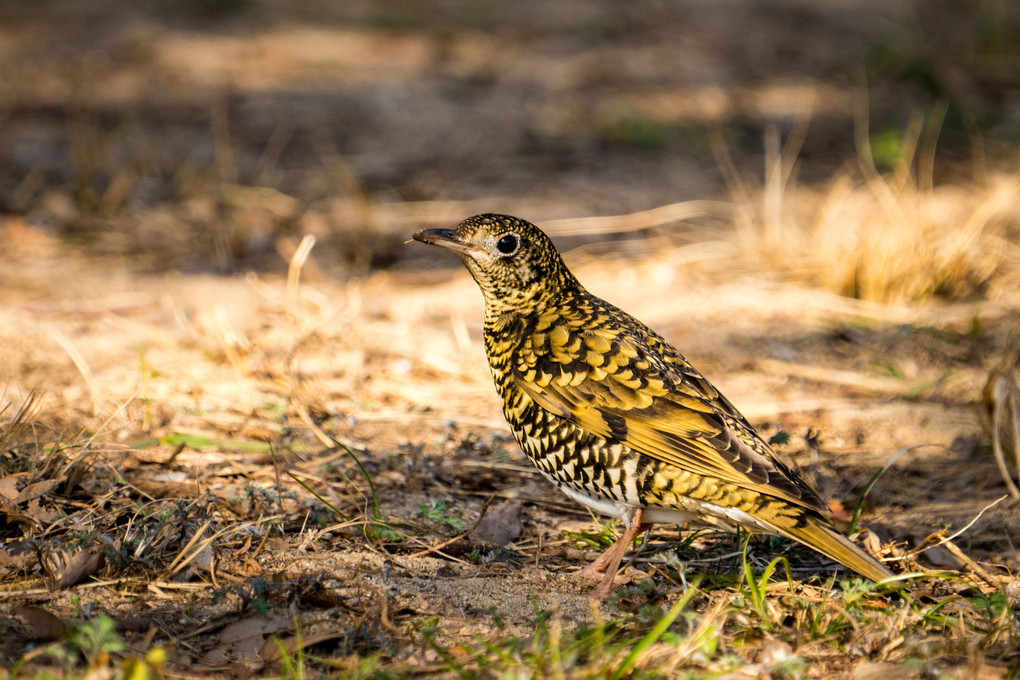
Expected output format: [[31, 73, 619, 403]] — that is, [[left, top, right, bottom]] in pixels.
[[486, 357, 649, 508]]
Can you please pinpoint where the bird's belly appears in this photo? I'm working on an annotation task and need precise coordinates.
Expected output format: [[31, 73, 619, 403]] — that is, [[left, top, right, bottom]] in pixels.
[[557, 484, 631, 522], [527, 436, 647, 508], [498, 380, 783, 534], [500, 388, 646, 505], [643, 500, 779, 533], [552, 465, 779, 535]]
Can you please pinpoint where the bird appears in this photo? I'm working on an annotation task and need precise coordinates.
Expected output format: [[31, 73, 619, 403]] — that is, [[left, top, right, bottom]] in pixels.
[[412, 213, 892, 597]]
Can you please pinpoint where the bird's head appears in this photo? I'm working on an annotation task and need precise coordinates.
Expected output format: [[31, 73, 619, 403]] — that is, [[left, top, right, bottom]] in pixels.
[[412, 214, 577, 316]]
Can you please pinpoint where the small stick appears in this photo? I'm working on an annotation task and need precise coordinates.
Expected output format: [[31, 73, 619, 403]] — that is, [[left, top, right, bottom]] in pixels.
[[407, 497, 494, 559]]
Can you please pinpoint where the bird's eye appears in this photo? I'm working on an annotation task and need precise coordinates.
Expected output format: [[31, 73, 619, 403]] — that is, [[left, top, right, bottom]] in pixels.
[[496, 234, 519, 255]]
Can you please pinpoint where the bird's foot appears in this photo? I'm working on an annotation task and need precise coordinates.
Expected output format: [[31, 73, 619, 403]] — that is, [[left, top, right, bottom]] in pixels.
[[576, 553, 613, 580], [588, 566, 650, 598], [577, 511, 650, 598]]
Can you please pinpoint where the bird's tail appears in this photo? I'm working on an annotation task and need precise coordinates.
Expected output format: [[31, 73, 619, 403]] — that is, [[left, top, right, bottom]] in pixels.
[[779, 517, 893, 583]]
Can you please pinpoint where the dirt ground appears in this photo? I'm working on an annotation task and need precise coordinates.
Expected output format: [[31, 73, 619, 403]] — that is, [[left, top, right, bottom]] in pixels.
[[1, 1, 1020, 677]]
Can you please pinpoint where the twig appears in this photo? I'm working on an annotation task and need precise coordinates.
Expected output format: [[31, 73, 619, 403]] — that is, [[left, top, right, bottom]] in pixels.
[[938, 495, 1008, 547], [165, 519, 213, 578], [988, 373, 1020, 499], [541, 200, 734, 236], [941, 540, 1000, 586], [286, 233, 316, 315], [407, 497, 494, 559], [890, 494, 1009, 564]]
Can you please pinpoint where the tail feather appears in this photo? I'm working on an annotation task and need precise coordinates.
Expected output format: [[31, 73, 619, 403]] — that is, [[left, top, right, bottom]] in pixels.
[[780, 518, 893, 582]]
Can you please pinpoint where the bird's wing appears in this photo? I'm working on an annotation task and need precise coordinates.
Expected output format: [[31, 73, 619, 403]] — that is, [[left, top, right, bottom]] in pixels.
[[512, 325, 825, 511]]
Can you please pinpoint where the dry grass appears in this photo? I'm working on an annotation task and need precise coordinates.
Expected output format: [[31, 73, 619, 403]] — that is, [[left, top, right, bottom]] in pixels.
[[982, 364, 1020, 500], [713, 113, 1020, 304]]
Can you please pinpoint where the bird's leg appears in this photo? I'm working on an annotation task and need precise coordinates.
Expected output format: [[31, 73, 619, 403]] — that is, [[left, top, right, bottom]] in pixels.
[[578, 508, 649, 599]]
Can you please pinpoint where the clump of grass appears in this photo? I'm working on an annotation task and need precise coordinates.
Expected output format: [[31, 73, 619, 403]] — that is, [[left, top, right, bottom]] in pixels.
[[718, 112, 1020, 303], [0, 391, 42, 464]]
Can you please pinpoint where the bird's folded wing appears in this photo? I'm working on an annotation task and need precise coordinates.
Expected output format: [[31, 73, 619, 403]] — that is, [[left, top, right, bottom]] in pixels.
[[513, 336, 822, 510]]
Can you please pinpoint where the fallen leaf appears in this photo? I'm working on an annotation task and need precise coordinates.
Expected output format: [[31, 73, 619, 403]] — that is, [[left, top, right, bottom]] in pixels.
[[0, 473, 29, 502], [24, 497, 62, 525], [469, 499, 523, 546], [56, 549, 104, 589], [132, 479, 197, 499], [205, 613, 293, 669], [0, 542, 33, 572], [17, 479, 61, 504], [922, 545, 964, 569], [853, 661, 915, 680], [15, 605, 66, 640], [219, 614, 292, 645]]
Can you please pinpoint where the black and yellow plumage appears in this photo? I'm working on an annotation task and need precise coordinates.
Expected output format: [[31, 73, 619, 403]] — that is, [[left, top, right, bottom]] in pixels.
[[413, 213, 891, 596]]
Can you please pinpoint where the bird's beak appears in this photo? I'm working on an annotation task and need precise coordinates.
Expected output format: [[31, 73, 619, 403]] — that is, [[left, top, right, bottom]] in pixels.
[[411, 228, 485, 256]]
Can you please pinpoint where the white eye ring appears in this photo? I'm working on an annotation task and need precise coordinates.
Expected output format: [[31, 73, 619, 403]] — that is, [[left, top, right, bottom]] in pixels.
[[496, 233, 520, 256]]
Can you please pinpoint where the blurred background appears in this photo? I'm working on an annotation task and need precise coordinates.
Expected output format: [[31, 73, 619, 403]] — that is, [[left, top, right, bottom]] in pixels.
[[2, 0, 1019, 299]]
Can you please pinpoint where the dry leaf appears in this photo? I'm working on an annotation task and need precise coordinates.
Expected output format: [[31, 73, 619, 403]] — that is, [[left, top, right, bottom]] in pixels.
[[0, 543, 33, 573], [24, 497, 62, 525], [56, 549, 104, 589], [469, 499, 523, 546], [15, 605, 66, 640], [205, 613, 293, 669], [853, 661, 916, 680], [132, 479, 197, 499], [17, 479, 61, 504], [921, 545, 964, 569], [219, 614, 292, 645], [0, 473, 29, 502]]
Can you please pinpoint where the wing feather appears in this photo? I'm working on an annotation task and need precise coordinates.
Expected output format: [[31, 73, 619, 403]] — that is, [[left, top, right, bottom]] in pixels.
[[514, 324, 826, 512]]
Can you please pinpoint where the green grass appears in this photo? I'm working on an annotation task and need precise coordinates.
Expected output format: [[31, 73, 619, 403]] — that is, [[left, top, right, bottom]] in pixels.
[[417, 499, 466, 532], [130, 432, 273, 452], [377, 569, 1018, 679]]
